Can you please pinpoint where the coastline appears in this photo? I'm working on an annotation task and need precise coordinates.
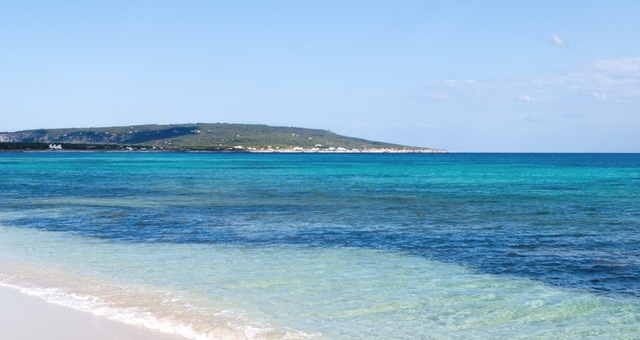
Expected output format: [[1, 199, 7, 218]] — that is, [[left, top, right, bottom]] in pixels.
[[0, 147, 450, 153], [0, 285, 187, 340]]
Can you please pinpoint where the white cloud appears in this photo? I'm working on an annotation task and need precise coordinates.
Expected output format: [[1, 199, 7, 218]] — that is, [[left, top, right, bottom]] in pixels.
[[430, 79, 477, 86], [561, 57, 640, 100], [425, 57, 640, 105], [551, 34, 567, 47], [592, 92, 608, 101], [517, 95, 543, 102], [589, 57, 640, 74]]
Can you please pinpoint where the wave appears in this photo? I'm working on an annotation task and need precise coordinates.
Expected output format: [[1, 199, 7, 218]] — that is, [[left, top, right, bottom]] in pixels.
[[0, 266, 315, 340]]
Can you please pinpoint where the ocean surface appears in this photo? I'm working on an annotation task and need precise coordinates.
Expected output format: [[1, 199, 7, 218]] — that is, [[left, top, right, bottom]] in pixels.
[[1, 152, 639, 339]]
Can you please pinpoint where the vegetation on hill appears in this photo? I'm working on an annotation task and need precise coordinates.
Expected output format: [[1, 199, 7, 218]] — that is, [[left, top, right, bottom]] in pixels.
[[0, 123, 441, 152]]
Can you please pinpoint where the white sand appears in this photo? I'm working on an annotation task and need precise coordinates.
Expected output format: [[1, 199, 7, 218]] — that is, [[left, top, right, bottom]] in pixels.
[[0, 286, 187, 340]]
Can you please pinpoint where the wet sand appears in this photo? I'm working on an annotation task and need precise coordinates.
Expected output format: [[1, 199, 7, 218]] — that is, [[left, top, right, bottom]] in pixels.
[[0, 286, 187, 340]]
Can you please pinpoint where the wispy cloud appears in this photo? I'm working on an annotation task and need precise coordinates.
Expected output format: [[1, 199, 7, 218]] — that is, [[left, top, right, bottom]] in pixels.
[[441, 79, 476, 85], [518, 95, 532, 102], [424, 57, 640, 105], [559, 57, 640, 100], [589, 57, 640, 73], [592, 92, 609, 101], [550, 33, 567, 47], [517, 95, 543, 102]]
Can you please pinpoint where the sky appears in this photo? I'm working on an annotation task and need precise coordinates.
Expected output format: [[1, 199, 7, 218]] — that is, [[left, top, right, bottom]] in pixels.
[[1, 1, 639, 152]]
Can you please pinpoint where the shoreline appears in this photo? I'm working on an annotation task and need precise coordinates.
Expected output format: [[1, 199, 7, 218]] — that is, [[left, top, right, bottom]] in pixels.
[[0, 147, 450, 154], [0, 285, 187, 340]]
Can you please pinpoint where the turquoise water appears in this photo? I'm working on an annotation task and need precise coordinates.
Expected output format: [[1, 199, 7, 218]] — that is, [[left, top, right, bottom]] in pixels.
[[1, 153, 639, 338]]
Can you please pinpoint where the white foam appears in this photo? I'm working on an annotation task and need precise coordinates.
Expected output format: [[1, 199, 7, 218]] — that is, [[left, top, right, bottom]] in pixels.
[[0, 282, 191, 339], [0, 278, 313, 340], [2, 226, 639, 338]]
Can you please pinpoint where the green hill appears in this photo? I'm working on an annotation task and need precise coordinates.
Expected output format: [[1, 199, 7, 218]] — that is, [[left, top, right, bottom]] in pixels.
[[0, 123, 444, 152]]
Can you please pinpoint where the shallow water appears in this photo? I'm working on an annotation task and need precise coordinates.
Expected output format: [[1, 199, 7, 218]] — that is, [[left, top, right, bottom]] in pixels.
[[1, 152, 639, 338]]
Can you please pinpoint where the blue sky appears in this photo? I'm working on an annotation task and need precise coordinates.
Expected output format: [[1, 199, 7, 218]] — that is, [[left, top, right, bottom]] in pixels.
[[1, 1, 639, 152]]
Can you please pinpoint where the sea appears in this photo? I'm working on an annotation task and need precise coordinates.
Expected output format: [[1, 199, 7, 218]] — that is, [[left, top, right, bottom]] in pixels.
[[1, 152, 639, 339]]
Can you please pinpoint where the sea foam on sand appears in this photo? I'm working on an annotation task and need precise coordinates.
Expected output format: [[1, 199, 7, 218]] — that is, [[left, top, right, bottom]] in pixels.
[[0, 284, 187, 340]]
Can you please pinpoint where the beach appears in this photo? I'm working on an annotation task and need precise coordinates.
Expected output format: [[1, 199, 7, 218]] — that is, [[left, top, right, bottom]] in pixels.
[[0, 285, 186, 340], [1, 152, 639, 338]]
